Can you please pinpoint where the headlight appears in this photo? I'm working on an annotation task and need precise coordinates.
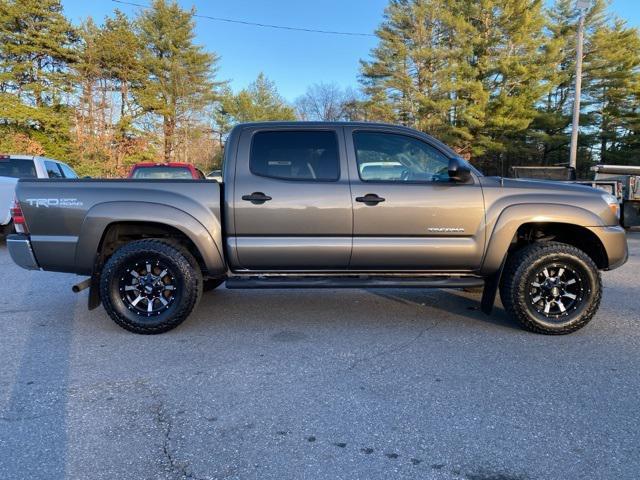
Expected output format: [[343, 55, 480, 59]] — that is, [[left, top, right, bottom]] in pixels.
[[601, 193, 620, 219]]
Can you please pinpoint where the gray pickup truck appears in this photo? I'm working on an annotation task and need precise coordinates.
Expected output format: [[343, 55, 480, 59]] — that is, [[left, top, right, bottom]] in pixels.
[[7, 122, 628, 335]]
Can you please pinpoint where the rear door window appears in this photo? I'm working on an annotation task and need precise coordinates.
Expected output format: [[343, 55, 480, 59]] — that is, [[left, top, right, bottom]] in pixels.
[[0, 158, 37, 178], [250, 131, 340, 181]]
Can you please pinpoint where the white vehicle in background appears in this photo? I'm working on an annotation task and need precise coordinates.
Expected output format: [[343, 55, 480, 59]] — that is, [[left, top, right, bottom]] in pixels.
[[0, 155, 78, 237], [206, 169, 223, 182]]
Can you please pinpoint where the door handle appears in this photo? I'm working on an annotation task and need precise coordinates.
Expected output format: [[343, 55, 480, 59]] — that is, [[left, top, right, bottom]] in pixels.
[[355, 194, 385, 205], [242, 192, 272, 204]]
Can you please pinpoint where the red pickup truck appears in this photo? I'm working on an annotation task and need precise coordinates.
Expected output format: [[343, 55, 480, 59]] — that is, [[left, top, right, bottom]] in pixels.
[[128, 162, 205, 179]]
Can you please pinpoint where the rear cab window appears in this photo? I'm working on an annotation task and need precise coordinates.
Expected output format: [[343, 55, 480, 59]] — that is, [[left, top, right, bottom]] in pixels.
[[250, 130, 340, 181], [45, 160, 64, 178], [58, 163, 78, 179], [0, 157, 37, 178], [131, 166, 194, 179]]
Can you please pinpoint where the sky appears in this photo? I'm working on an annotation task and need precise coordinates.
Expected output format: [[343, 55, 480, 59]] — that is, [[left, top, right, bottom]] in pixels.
[[60, 0, 640, 102]]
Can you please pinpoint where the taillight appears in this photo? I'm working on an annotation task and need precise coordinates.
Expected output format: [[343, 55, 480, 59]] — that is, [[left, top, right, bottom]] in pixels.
[[10, 198, 28, 234]]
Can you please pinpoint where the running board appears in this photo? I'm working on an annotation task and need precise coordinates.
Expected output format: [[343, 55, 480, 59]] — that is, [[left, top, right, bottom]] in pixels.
[[225, 275, 485, 289]]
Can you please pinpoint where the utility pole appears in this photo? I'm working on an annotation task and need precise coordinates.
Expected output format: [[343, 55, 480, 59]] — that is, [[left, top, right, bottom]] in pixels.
[[569, 1, 590, 171]]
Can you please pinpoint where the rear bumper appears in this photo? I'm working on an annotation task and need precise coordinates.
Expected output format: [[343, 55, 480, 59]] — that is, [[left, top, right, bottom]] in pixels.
[[588, 225, 628, 270], [6, 234, 40, 270]]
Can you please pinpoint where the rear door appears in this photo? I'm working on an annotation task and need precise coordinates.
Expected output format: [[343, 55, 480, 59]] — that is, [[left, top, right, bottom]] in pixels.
[[345, 127, 485, 271], [231, 126, 353, 270]]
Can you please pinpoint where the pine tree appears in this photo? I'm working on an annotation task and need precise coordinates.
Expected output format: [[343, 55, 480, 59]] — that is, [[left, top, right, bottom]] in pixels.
[[361, 0, 556, 167], [360, 0, 456, 135], [216, 73, 295, 135], [135, 0, 222, 161], [530, 0, 609, 168], [584, 20, 640, 164], [0, 0, 78, 158], [98, 11, 143, 122]]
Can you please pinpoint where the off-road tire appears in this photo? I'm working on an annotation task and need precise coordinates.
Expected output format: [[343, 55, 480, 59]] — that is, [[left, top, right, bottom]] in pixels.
[[162, 240, 224, 292], [100, 239, 203, 334], [499, 242, 602, 335]]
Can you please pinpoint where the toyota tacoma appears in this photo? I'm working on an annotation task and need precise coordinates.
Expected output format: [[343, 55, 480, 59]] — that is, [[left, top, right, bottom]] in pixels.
[[6, 122, 628, 334]]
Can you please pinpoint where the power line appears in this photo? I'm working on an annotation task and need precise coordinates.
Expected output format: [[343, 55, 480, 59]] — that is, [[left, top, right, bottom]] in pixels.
[[111, 0, 376, 37]]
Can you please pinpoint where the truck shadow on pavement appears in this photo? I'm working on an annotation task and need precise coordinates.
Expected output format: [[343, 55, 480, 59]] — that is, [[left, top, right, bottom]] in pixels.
[[367, 288, 522, 331], [187, 285, 521, 335]]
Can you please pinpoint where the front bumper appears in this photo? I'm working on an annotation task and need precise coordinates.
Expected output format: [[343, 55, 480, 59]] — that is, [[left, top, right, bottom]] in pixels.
[[588, 225, 628, 270], [6, 234, 40, 271]]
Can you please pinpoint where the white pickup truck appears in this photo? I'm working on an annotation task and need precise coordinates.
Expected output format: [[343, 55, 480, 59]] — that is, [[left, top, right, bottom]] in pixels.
[[0, 155, 78, 237]]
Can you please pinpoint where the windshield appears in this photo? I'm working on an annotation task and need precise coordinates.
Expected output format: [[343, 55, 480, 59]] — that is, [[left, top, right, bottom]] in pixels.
[[131, 166, 193, 179], [0, 158, 37, 178]]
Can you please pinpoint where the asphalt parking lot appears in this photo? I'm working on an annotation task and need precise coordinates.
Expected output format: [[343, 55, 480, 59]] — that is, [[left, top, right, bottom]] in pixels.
[[1, 233, 639, 480]]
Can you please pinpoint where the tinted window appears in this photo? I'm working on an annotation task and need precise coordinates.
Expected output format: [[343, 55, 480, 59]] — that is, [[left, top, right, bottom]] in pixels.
[[131, 167, 193, 179], [0, 158, 37, 178], [45, 161, 64, 178], [59, 163, 78, 179], [353, 132, 450, 182], [250, 131, 339, 181]]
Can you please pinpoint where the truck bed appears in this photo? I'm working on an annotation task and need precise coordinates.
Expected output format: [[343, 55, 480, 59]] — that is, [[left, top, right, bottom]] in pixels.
[[14, 179, 224, 275]]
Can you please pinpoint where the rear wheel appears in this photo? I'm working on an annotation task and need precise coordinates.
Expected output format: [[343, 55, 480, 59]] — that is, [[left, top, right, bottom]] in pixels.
[[100, 239, 202, 334], [500, 242, 602, 335]]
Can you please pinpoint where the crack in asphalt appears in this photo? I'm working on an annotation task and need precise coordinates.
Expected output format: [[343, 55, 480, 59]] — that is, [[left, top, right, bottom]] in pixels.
[[152, 397, 207, 480], [347, 324, 433, 371], [347, 293, 439, 371]]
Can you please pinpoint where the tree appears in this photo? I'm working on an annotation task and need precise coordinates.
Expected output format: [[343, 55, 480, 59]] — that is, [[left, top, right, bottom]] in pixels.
[[529, 0, 609, 169], [73, 12, 148, 176], [360, 0, 453, 130], [361, 0, 559, 168], [295, 83, 348, 121], [0, 0, 78, 159], [135, 0, 222, 161], [584, 20, 640, 165], [215, 73, 295, 136]]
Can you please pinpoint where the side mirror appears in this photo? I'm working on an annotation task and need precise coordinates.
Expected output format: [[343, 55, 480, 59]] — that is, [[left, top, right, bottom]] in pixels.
[[448, 157, 471, 183]]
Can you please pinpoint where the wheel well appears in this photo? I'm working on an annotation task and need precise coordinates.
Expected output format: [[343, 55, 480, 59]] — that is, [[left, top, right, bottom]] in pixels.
[[511, 222, 608, 269], [95, 222, 207, 275]]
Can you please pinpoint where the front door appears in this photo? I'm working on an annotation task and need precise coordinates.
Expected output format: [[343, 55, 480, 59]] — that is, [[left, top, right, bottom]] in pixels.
[[232, 127, 353, 270], [345, 127, 485, 271]]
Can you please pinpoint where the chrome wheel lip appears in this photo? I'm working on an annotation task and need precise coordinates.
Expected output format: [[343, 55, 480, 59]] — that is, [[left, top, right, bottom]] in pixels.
[[527, 261, 587, 322], [118, 259, 177, 317]]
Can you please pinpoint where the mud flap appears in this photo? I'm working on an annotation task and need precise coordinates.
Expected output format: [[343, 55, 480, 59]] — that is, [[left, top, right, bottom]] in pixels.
[[88, 273, 101, 310], [480, 256, 507, 315]]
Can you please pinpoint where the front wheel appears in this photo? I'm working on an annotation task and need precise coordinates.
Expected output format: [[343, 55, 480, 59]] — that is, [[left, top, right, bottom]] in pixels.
[[100, 239, 203, 334], [499, 242, 602, 335]]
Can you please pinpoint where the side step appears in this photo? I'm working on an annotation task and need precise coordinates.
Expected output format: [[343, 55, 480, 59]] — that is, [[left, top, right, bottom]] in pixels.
[[225, 275, 485, 289]]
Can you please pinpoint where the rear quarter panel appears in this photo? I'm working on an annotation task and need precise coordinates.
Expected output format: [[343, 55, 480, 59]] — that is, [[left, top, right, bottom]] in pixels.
[[15, 179, 224, 275]]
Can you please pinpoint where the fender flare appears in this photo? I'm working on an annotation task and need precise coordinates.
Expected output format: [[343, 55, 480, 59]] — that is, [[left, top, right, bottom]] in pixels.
[[74, 201, 226, 276], [480, 203, 605, 276]]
